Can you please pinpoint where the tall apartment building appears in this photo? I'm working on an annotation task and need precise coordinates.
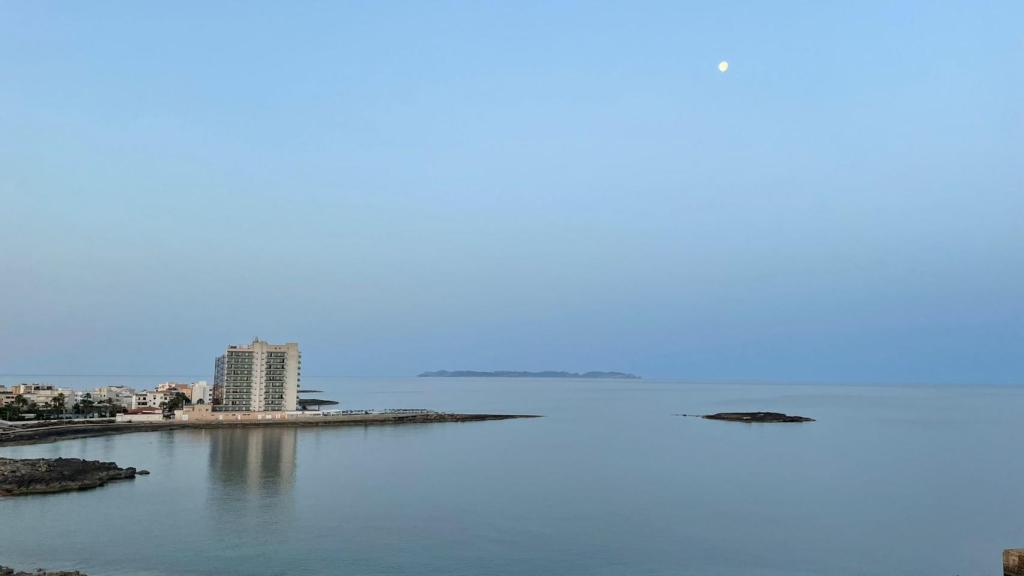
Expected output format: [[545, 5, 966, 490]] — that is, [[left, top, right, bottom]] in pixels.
[[213, 339, 300, 412]]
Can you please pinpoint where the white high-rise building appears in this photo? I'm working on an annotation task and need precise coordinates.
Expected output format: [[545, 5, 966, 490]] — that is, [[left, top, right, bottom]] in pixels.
[[213, 339, 300, 412]]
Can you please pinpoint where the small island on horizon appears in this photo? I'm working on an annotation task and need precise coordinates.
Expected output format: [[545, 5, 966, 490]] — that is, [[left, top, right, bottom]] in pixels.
[[418, 370, 641, 379]]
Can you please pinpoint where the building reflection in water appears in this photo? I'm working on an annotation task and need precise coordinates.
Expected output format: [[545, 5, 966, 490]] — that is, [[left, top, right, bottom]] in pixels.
[[207, 427, 299, 516]]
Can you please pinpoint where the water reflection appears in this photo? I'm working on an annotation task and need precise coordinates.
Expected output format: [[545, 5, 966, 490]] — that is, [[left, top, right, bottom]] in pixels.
[[207, 427, 298, 507]]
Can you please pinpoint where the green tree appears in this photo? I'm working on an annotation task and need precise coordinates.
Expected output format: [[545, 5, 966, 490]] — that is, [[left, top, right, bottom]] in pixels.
[[49, 393, 67, 419], [13, 394, 29, 413], [102, 398, 125, 417], [79, 393, 96, 417], [160, 392, 190, 415]]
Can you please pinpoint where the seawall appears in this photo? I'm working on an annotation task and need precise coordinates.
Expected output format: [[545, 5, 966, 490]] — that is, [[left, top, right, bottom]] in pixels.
[[0, 412, 539, 447]]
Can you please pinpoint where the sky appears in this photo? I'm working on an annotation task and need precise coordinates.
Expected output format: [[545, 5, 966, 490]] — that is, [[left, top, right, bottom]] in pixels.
[[1, 1, 1021, 383]]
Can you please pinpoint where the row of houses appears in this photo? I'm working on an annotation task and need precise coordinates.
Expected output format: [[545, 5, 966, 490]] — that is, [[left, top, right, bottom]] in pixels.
[[0, 381, 211, 414], [4, 338, 300, 419], [0, 384, 76, 410]]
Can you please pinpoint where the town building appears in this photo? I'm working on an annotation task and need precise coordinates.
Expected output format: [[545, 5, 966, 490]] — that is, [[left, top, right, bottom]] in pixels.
[[153, 381, 210, 404], [190, 380, 212, 405], [8, 384, 75, 410], [213, 339, 300, 412], [133, 390, 170, 410], [156, 382, 192, 395], [90, 386, 137, 410]]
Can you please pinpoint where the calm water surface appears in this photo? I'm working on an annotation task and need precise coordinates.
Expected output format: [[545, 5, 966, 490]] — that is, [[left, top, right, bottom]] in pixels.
[[1, 376, 1022, 575]]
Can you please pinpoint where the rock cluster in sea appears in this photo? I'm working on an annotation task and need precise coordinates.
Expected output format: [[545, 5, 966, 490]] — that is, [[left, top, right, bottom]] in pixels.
[[702, 412, 815, 423], [0, 457, 143, 496]]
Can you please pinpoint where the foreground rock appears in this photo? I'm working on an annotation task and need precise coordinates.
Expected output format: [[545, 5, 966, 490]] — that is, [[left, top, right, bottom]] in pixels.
[[703, 412, 815, 423], [0, 457, 140, 496], [1, 566, 86, 575]]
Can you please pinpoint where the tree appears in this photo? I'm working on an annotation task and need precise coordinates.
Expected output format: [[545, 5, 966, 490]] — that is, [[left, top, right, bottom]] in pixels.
[[49, 393, 66, 419], [78, 393, 95, 417], [160, 392, 190, 415], [1, 395, 32, 420], [100, 398, 124, 417]]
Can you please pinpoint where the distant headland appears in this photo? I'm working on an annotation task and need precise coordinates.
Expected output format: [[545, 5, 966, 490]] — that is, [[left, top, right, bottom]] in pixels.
[[418, 370, 641, 379]]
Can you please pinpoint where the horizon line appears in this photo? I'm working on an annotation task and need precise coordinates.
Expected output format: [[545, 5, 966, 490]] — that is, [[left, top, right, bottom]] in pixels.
[[0, 373, 1020, 388]]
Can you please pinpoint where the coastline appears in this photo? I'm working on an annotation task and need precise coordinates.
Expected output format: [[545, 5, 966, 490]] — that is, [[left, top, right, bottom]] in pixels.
[[0, 413, 540, 447], [1, 567, 85, 576]]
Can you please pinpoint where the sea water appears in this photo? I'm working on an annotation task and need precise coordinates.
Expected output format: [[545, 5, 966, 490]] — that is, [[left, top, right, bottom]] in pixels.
[[1, 376, 1021, 576]]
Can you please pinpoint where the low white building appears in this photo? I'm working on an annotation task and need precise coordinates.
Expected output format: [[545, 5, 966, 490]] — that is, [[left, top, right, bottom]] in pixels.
[[154, 381, 210, 404], [156, 382, 191, 395], [133, 390, 170, 410], [115, 412, 165, 423], [0, 385, 14, 407], [190, 381, 211, 405], [8, 384, 75, 410], [82, 386, 137, 410]]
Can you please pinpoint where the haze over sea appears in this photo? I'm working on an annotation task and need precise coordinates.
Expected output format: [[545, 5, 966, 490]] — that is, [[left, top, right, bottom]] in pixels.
[[1, 375, 1021, 576]]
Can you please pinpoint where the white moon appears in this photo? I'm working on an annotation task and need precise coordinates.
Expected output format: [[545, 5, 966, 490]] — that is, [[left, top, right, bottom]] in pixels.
[[718, 61, 729, 73]]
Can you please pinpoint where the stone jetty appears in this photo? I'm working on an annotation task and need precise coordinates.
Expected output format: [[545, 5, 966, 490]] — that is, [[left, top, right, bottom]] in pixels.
[[1, 568, 86, 576], [0, 412, 539, 447]]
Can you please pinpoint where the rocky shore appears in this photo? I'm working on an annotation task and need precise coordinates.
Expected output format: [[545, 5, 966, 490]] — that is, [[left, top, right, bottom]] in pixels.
[[0, 457, 144, 496], [1, 567, 86, 576]]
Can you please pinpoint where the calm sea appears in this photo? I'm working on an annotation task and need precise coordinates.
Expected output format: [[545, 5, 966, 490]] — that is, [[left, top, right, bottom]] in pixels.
[[1, 376, 1022, 576]]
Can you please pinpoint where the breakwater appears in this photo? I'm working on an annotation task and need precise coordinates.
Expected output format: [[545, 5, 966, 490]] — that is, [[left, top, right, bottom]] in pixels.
[[0, 412, 539, 447], [1, 567, 86, 576]]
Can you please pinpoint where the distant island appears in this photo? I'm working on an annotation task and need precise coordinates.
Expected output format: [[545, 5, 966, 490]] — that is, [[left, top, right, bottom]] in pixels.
[[418, 370, 641, 379]]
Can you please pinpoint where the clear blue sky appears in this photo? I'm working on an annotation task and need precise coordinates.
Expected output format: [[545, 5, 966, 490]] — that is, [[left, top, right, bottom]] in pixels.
[[1, 1, 1021, 383]]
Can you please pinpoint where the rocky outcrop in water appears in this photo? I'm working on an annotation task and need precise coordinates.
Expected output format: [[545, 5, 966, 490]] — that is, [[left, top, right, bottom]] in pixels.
[[0, 457, 141, 496], [703, 412, 815, 423]]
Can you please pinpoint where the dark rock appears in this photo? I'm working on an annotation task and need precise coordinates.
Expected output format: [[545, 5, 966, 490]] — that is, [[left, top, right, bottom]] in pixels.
[[0, 457, 138, 496], [702, 412, 815, 423]]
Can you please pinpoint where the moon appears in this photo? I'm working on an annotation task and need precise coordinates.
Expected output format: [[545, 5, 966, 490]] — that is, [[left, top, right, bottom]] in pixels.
[[718, 61, 729, 73]]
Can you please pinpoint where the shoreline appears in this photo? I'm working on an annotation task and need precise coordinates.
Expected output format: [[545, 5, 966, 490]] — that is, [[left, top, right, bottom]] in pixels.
[[2, 567, 86, 576], [0, 413, 540, 447]]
